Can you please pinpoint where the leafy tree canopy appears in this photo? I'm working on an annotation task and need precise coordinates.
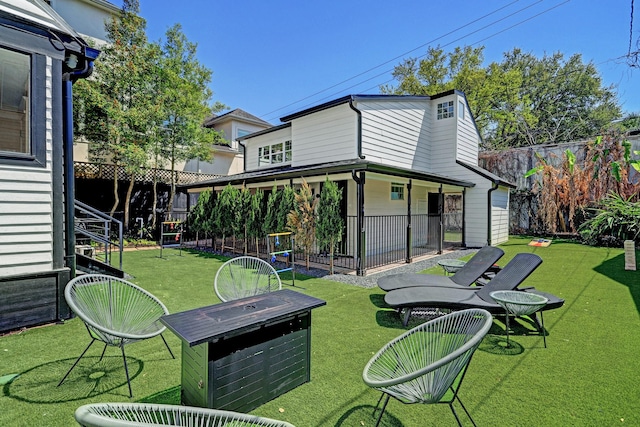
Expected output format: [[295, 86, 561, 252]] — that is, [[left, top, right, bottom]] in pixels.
[[382, 46, 623, 149]]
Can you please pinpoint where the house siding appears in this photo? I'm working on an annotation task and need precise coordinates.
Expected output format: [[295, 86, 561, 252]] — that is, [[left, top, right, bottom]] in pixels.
[[0, 58, 55, 276], [455, 96, 479, 165], [290, 103, 357, 167], [491, 188, 510, 245], [358, 100, 431, 171], [429, 96, 458, 176]]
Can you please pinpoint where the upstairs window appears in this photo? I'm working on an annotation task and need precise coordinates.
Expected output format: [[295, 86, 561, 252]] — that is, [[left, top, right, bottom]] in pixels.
[[258, 140, 292, 166], [458, 100, 465, 120], [390, 183, 404, 200], [437, 101, 454, 120], [0, 47, 30, 155]]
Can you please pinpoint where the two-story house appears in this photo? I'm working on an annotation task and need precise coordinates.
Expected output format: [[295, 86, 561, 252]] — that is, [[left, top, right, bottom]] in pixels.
[[184, 108, 273, 176], [181, 91, 514, 275], [0, 0, 100, 332]]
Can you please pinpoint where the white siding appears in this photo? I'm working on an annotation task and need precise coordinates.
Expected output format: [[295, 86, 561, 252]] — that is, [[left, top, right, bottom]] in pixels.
[[491, 188, 510, 245], [358, 99, 431, 172], [428, 95, 458, 176], [456, 95, 480, 164], [290, 103, 357, 166], [0, 57, 54, 275]]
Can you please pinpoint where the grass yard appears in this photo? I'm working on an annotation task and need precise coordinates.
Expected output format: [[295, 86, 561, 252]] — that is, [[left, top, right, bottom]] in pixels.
[[1, 236, 639, 426]]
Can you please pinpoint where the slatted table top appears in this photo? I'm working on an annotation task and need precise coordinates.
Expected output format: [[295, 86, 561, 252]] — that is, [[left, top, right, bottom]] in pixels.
[[161, 289, 326, 347]]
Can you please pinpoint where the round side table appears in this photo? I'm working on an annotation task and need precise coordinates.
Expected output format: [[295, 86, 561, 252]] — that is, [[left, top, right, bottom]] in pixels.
[[490, 290, 549, 348], [437, 259, 466, 275]]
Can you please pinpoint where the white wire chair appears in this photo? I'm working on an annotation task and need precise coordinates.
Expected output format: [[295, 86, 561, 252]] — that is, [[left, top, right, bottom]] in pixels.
[[362, 308, 493, 426], [214, 256, 282, 302], [74, 403, 296, 427], [57, 274, 174, 397]]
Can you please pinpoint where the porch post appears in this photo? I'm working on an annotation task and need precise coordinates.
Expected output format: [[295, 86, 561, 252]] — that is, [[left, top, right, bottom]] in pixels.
[[406, 180, 412, 263], [352, 171, 366, 276], [438, 184, 443, 254], [462, 187, 466, 247]]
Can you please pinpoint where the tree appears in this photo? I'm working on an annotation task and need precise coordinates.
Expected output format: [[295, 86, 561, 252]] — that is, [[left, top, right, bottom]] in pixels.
[[214, 184, 238, 252], [74, 0, 160, 229], [524, 132, 640, 235], [247, 189, 265, 256], [287, 180, 317, 270], [384, 46, 622, 149], [316, 178, 344, 274], [188, 189, 211, 247], [157, 24, 226, 214], [263, 186, 281, 236], [236, 186, 252, 254]]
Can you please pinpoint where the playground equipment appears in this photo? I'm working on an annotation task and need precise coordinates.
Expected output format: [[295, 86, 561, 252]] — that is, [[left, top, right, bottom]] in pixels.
[[160, 221, 182, 258], [266, 232, 295, 286]]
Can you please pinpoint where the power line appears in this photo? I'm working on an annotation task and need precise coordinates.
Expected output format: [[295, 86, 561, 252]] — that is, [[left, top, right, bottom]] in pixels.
[[258, 0, 538, 122], [268, 1, 570, 120]]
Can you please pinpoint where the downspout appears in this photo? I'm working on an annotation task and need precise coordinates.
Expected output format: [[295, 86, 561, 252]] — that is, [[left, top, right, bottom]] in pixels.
[[238, 139, 247, 172], [487, 181, 499, 246], [405, 180, 412, 263], [348, 97, 365, 159], [62, 56, 96, 278], [351, 170, 366, 275], [438, 184, 443, 254]]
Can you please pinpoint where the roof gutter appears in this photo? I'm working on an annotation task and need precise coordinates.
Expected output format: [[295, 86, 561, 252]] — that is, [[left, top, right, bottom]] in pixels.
[[348, 96, 365, 159]]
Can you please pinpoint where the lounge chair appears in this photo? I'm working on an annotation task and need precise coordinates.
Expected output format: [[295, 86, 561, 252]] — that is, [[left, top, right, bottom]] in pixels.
[[377, 246, 504, 292], [362, 309, 493, 427], [384, 253, 564, 326]]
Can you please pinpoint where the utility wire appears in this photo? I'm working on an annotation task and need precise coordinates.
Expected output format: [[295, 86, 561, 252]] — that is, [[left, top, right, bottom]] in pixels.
[[271, 0, 570, 119], [258, 0, 537, 121]]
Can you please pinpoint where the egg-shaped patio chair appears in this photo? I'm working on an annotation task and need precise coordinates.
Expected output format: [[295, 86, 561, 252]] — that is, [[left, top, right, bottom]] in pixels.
[[74, 402, 296, 427], [214, 256, 282, 302], [363, 308, 493, 426], [57, 274, 174, 397]]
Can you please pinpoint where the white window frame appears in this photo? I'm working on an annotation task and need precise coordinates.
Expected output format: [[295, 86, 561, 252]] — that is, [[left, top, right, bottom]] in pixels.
[[458, 100, 465, 120], [437, 101, 454, 120], [390, 182, 404, 200], [258, 140, 292, 166]]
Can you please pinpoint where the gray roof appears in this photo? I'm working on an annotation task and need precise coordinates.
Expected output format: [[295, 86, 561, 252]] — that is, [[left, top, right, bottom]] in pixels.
[[457, 160, 516, 188], [204, 108, 272, 128], [179, 158, 476, 190]]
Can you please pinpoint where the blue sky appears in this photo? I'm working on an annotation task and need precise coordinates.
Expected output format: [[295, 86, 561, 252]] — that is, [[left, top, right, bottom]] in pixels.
[[123, 0, 639, 124]]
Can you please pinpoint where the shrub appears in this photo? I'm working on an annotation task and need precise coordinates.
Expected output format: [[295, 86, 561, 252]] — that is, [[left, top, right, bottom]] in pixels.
[[579, 192, 640, 246]]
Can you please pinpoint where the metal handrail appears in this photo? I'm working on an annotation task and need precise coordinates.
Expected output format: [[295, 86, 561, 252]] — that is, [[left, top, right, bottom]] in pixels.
[[74, 200, 123, 270]]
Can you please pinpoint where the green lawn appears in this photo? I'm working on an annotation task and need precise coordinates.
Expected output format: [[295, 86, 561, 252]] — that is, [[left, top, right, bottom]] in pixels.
[[1, 237, 639, 426]]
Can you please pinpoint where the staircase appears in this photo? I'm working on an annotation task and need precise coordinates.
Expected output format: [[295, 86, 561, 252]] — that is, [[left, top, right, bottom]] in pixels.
[[74, 200, 125, 277]]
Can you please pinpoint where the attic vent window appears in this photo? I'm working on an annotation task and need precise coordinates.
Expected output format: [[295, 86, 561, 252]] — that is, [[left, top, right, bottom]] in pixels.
[[437, 101, 454, 120]]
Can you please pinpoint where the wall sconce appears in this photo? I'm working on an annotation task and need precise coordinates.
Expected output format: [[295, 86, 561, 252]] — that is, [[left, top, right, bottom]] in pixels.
[[65, 53, 78, 69]]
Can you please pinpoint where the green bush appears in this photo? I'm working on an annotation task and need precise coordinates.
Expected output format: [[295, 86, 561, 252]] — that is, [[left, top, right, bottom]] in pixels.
[[579, 192, 640, 246]]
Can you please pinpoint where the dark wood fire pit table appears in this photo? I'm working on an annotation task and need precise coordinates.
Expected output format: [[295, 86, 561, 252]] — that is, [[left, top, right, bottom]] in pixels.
[[160, 289, 326, 413]]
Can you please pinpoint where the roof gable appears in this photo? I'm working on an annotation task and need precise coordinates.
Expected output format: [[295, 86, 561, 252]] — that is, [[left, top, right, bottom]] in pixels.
[[204, 108, 272, 128]]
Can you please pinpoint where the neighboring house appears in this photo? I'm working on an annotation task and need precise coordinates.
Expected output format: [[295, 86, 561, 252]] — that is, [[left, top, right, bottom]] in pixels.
[[0, 0, 100, 332], [45, 0, 120, 45], [180, 91, 514, 275], [184, 108, 273, 176], [44, 0, 120, 163]]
